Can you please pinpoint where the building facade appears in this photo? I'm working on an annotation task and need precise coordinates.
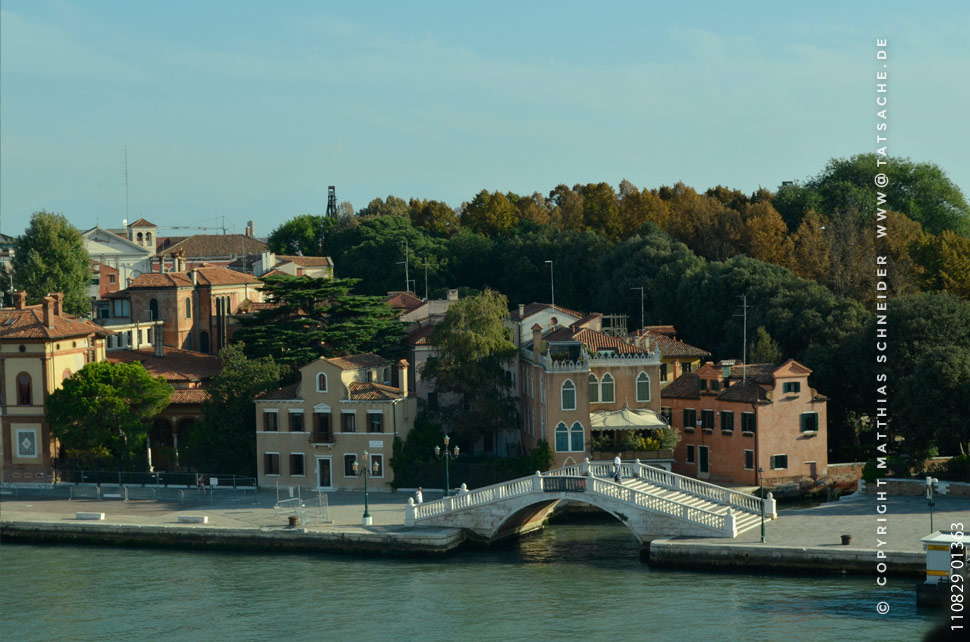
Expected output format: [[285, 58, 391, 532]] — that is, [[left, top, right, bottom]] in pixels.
[[255, 354, 416, 491], [662, 360, 828, 487], [0, 292, 108, 482]]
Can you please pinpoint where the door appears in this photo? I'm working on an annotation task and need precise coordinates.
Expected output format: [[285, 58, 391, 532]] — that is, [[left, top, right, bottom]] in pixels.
[[698, 446, 710, 476], [316, 458, 332, 489]]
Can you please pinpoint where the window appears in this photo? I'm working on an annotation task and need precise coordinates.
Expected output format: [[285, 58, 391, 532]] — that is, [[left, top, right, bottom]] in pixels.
[[561, 379, 576, 411], [344, 454, 358, 477], [16, 429, 38, 458], [314, 413, 332, 440], [264, 453, 280, 475], [711, 380, 721, 391], [368, 412, 383, 433], [289, 411, 304, 433], [290, 453, 305, 476], [17, 373, 32, 405], [555, 422, 569, 452], [698, 378, 707, 391], [570, 421, 584, 452], [636, 372, 650, 402], [540, 374, 546, 404], [62, 369, 72, 381], [185, 297, 192, 319], [686, 445, 695, 463], [600, 373, 615, 403], [720, 411, 734, 433], [588, 374, 599, 403], [660, 363, 668, 382], [263, 411, 278, 432], [771, 454, 788, 470], [741, 412, 756, 434], [744, 450, 754, 470], [800, 412, 819, 433], [784, 382, 801, 394], [682, 362, 692, 374], [683, 409, 696, 431], [109, 274, 116, 284], [341, 412, 356, 433], [371, 454, 384, 478], [660, 407, 672, 424], [316, 373, 328, 392], [146, 232, 152, 244], [701, 409, 715, 430]]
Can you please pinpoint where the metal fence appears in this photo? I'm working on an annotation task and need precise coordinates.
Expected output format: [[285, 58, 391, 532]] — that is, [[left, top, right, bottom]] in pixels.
[[56, 470, 257, 489], [273, 484, 331, 526]]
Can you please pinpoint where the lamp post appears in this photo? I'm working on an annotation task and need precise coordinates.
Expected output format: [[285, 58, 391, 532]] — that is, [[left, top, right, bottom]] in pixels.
[[926, 476, 939, 533], [544, 260, 555, 307], [759, 466, 766, 543], [353, 451, 379, 526], [434, 435, 460, 497]]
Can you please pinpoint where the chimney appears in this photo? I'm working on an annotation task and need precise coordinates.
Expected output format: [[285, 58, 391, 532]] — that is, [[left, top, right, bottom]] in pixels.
[[176, 251, 186, 273], [191, 269, 198, 285], [42, 296, 55, 328], [447, 289, 458, 301], [531, 323, 542, 364], [247, 220, 255, 237], [13, 291, 26, 310], [518, 303, 525, 318], [397, 359, 409, 397], [53, 292, 64, 316]]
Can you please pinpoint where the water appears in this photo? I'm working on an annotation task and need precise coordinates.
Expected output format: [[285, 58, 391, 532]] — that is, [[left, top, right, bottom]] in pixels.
[[1, 520, 940, 642]]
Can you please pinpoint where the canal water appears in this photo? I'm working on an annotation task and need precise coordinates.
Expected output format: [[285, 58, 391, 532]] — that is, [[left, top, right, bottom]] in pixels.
[[1, 520, 940, 642]]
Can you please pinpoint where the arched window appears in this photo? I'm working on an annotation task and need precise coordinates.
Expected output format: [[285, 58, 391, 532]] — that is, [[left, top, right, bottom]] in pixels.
[[149, 299, 159, 321], [185, 297, 192, 319], [17, 372, 32, 405], [588, 373, 599, 403], [200, 331, 210, 354], [555, 422, 569, 452], [570, 421, 585, 452], [317, 372, 328, 393], [62, 369, 72, 382], [146, 232, 152, 245], [561, 379, 576, 411], [137, 232, 144, 243], [601, 373, 615, 403], [636, 372, 651, 402]]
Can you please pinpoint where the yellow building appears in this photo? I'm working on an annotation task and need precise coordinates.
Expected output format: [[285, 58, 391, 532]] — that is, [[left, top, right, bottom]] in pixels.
[[1, 292, 108, 483]]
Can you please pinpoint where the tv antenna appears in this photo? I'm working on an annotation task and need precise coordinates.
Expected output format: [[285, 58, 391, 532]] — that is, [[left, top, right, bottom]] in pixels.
[[733, 294, 749, 383]]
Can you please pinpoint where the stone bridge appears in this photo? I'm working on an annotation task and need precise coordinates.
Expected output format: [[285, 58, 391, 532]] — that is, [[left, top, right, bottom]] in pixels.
[[405, 460, 776, 545]]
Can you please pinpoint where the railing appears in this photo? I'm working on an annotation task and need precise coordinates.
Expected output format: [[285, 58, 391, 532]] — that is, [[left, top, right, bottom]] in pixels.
[[589, 476, 729, 533], [311, 431, 333, 444]]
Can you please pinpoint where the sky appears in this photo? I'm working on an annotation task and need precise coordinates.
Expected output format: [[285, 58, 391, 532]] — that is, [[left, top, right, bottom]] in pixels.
[[1, 0, 968, 238]]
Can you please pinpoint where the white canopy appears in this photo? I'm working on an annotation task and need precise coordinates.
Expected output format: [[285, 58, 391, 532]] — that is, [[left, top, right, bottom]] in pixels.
[[590, 404, 667, 431]]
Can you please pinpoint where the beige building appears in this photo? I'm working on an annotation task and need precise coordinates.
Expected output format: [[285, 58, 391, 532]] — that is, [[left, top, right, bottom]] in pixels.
[[255, 354, 416, 491], [0, 292, 108, 482]]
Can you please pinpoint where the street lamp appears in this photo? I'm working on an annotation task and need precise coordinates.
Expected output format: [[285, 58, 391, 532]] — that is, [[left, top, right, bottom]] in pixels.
[[926, 476, 939, 533], [759, 466, 766, 543], [544, 260, 555, 307], [353, 451, 379, 526], [434, 435, 460, 497]]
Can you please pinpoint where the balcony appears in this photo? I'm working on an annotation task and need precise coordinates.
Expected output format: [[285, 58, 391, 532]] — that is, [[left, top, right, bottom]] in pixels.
[[311, 431, 333, 445]]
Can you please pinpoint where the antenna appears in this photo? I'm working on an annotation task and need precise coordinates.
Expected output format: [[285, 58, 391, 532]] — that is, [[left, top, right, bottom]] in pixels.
[[326, 186, 337, 218], [424, 260, 429, 300], [631, 286, 644, 332], [734, 294, 749, 383], [124, 147, 129, 222]]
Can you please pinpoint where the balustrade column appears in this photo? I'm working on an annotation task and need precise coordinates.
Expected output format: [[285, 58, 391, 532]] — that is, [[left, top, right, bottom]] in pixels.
[[405, 498, 416, 527], [533, 471, 543, 492]]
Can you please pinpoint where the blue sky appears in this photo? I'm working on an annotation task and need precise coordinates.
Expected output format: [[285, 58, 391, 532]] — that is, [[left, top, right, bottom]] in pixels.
[[1, 1, 968, 237]]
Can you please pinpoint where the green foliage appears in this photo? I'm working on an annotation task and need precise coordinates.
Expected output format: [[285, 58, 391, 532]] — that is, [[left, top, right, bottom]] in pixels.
[[421, 289, 518, 444], [186, 344, 282, 475], [46, 361, 173, 469], [266, 214, 334, 255], [12, 210, 92, 316], [234, 275, 406, 369], [749, 326, 782, 364], [590, 430, 672, 453]]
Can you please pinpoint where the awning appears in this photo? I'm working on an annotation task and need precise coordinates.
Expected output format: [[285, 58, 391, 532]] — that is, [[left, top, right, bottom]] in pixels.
[[590, 404, 668, 431]]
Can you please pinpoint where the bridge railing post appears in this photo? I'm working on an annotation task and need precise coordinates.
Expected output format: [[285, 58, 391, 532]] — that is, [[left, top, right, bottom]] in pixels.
[[582, 458, 591, 477], [533, 471, 543, 492], [765, 492, 777, 519], [724, 508, 737, 537], [405, 497, 416, 527]]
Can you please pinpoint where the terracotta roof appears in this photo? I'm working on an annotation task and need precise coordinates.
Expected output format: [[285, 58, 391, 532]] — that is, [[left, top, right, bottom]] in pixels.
[[726, 364, 776, 385], [717, 380, 770, 404], [573, 313, 603, 329], [660, 373, 701, 400], [129, 218, 156, 227], [643, 325, 676, 336], [642, 331, 711, 359], [245, 301, 282, 312], [107, 348, 222, 382], [276, 255, 333, 267], [511, 302, 584, 322], [348, 381, 401, 401], [385, 291, 425, 314], [406, 324, 435, 346], [0, 305, 106, 341], [543, 326, 644, 355], [157, 234, 267, 258], [170, 389, 209, 405], [261, 268, 289, 277], [328, 353, 393, 370], [128, 265, 260, 289], [257, 383, 301, 401]]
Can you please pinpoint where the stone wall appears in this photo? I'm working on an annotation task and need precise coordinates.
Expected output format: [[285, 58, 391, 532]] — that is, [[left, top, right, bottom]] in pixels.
[[862, 478, 970, 498], [827, 462, 865, 485]]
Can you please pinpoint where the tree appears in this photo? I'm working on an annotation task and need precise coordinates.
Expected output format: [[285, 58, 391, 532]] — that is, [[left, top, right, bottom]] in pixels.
[[748, 326, 782, 364], [267, 214, 334, 255], [459, 190, 519, 236], [421, 289, 518, 445], [896, 345, 970, 459], [12, 210, 91, 316], [234, 275, 406, 368], [186, 344, 282, 475], [46, 362, 173, 469]]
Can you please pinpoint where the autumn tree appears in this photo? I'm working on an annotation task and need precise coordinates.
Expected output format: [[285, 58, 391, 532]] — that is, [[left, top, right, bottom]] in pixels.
[[46, 362, 173, 469], [460, 190, 519, 236], [12, 211, 91, 316]]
